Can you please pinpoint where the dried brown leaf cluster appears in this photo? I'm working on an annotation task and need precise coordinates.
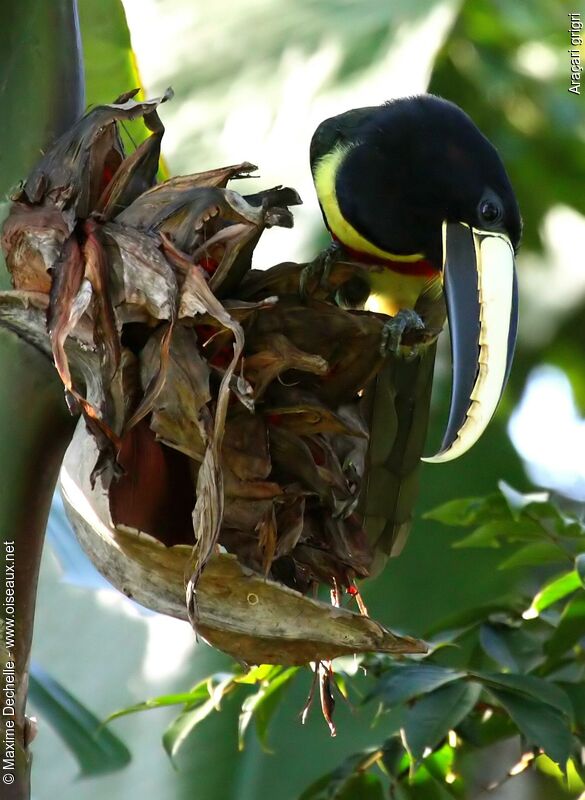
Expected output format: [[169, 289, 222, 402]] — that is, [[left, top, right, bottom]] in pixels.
[[1, 90, 396, 627]]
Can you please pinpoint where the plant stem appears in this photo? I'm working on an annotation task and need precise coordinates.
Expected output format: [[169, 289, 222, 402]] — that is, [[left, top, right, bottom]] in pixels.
[[0, 331, 75, 798], [0, 1, 84, 795]]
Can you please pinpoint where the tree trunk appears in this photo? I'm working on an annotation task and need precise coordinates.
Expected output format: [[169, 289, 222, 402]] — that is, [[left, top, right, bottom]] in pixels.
[[0, 2, 84, 796]]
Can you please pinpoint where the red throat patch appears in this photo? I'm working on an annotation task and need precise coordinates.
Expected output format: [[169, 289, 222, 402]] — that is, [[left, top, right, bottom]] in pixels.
[[332, 235, 439, 277]]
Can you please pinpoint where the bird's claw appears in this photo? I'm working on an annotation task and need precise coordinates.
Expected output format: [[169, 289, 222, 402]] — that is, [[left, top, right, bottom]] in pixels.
[[380, 309, 426, 358], [300, 241, 344, 299]]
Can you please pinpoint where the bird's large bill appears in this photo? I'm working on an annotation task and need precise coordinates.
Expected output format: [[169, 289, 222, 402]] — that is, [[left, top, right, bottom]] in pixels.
[[423, 222, 518, 463]]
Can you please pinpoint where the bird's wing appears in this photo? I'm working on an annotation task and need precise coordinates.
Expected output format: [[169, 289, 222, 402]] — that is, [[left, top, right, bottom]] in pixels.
[[358, 343, 437, 573], [358, 274, 445, 572]]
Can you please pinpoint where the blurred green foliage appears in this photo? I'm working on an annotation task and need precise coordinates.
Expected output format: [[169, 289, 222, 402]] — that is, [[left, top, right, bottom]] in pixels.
[[430, 0, 585, 253], [108, 483, 585, 798]]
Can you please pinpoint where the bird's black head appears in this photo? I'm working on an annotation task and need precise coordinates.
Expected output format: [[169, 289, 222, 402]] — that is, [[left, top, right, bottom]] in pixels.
[[311, 95, 521, 464], [311, 95, 522, 266]]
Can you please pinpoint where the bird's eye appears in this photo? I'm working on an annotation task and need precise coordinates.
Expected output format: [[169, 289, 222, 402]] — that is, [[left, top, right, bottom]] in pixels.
[[479, 199, 502, 225]]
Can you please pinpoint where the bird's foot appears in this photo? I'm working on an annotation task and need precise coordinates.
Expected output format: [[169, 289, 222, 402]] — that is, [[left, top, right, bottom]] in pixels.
[[300, 241, 345, 299], [380, 309, 426, 358]]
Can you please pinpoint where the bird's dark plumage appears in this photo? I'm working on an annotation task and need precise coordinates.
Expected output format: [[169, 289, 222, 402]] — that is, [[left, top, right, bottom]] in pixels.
[[309, 94, 520, 565]]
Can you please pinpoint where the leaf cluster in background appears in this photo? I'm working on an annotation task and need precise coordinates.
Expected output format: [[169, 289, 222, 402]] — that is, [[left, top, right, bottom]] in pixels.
[[430, 0, 585, 254], [104, 483, 585, 797]]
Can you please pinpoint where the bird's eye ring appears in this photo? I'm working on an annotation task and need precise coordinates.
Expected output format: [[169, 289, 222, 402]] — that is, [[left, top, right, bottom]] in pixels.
[[479, 199, 502, 225]]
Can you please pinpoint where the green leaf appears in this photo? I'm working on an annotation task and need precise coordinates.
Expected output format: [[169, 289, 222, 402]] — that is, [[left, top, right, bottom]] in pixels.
[[401, 681, 481, 763], [238, 667, 297, 750], [298, 773, 331, 800], [526, 570, 580, 615], [419, 743, 456, 786], [380, 736, 408, 776], [298, 749, 383, 800], [79, 0, 139, 104], [456, 709, 516, 748], [453, 518, 545, 548], [498, 481, 549, 520], [452, 523, 503, 548], [473, 671, 573, 718], [29, 662, 131, 776], [424, 598, 520, 639], [423, 497, 486, 526], [162, 675, 235, 762], [479, 624, 543, 673], [299, 770, 386, 800], [235, 664, 278, 685], [559, 683, 585, 728], [486, 687, 572, 769], [498, 541, 568, 569], [545, 594, 585, 661], [368, 664, 465, 707], [105, 679, 214, 723], [331, 772, 385, 800], [576, 553, 585, 587]]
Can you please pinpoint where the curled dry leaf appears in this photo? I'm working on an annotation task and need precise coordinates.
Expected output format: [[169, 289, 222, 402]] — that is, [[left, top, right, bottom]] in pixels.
[[0, 90, 427, 668]]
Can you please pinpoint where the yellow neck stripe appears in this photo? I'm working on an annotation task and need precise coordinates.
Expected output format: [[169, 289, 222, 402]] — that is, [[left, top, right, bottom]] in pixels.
[[313, 144, 424, 263]]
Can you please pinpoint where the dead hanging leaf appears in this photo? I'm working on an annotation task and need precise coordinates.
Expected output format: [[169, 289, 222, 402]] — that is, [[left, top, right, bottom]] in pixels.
[[161, 235, 247, 599], [318, 661, 337, 737], [209, 363, 255, 413], [221, 296, 280, 322], [325, 404, 369, 491], [218, 528, 265, 574], [222, 409, 271, 481], [256, 504, 278, 575], [245, 297, 385, 403], [321, 513, 373, 577], [18, 89, 173, 218], [116, 184, 263, 249], [154, 162, 258, 192], [1, 204, 71, 292], [223, 465, 282, 500], [243, 333, 328, 399], [268, 425, 353, 513], [47, 233, 87, 394], [286, 543, 355, 593], [124, 320, 174, 432], [274, 495, 305, 558], [240, 261, 308, 300], [104, 223, 178, 322], [263, 393, 367, 438], [244, 186, 302, 215], [95, 96, 168, 220], [240, 256, 367, 302], [140, 324, 211, 461], [118, 179, 299, 296], [83, 220, 121, 387], [222, 497, 275, 531], [45, 233, 120, 460]]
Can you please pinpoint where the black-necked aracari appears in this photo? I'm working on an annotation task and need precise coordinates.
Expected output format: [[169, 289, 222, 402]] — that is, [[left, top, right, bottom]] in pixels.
[[309, 94, 520, 566]]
